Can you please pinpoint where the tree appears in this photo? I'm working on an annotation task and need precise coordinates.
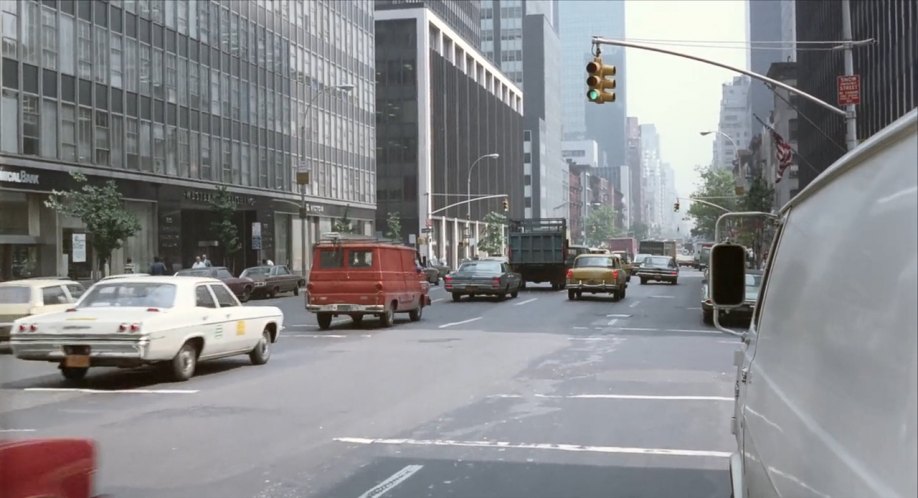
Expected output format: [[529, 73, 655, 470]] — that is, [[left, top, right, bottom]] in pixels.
[[687, 166, 736, 240], [385, 211, 402, 241], [208, 185, 241, 266], [478, 211, 508, 256], [738, 175, 775, 268], [631, 222, 650, 241], [45, 172, 141, 278], [334, 204, 354, 233], [584, 205, 618, 247]]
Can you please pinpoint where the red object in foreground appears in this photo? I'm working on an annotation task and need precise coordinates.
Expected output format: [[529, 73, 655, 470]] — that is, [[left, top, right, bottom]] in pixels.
[[0, 438, 98, 498]]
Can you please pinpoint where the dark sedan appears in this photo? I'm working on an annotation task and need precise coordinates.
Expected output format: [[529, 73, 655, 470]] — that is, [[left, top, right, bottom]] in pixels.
[[240, 265, 304, 298], [636, 255, 680, 285], [702, 270, 763, 326], [174, 267, 255, 302], [444, 260, 521, 301]]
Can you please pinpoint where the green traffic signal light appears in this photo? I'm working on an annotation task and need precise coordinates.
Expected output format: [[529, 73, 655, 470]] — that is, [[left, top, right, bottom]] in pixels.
[[585, 57, 616, 104]]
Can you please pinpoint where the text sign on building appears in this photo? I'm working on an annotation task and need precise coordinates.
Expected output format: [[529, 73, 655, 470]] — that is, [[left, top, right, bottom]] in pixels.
[[837, 75, 861, 106], [72, 233, 87, 263], [252, 222, 262, 251]]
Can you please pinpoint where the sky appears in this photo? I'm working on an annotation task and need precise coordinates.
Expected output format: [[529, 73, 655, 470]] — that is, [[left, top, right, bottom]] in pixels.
[[623, 0, 749, 198]]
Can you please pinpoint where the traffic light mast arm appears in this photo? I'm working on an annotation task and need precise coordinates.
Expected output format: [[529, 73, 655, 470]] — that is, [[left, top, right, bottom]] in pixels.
[[429, 194, 509, 216], [590, 37, 847, 118]]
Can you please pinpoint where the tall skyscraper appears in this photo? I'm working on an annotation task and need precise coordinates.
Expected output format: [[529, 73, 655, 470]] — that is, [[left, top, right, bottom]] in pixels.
[[559, 0, 626, 179], [712, 76, 752, 171], [376, 0, 481, 48], [0, 0, 375, 281], [747, 0, 787, 128]]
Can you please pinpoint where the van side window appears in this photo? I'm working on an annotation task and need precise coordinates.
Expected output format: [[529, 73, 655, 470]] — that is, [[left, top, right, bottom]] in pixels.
[[349, 250, 373, 268], [41, 286, 68, 305], [319, 249, 344, 268]]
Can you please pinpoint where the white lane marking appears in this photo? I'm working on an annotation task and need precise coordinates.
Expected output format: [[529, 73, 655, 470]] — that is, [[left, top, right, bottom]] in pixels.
[[358, 464, 424, 498], [628, 301, 641, 308], [285, 334, 348, 338], [650, 295, 675, 299], [335, 437, 731, 459], [438, 317, 482, 329], [617, 327, 720, 335], [488, 394, 733, 401], [431, 298, 444, 303], [569, 337, 612, 341], [24, 388, 198, 394], [716, 340, 742, 344], [619, 327, 657, 331], [606, 314, 632, 318], [289, 322, 348, 328], [687, 307, 703, 310], [607, 318, 619, 327], [514, 298, 538, 306], [0, 428, 37, 433]]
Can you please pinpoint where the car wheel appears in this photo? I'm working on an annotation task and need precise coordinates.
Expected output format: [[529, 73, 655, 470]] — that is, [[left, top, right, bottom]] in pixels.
[[240, 286, 252, 303], [170, 342, 198, 382], [249, 328, 272, 365], [380, 305, 394, 327], [568, 289, 576, 300], [351, 314, 363, 325], [452, 292, 462, 302], [293, 286, 300, 296], [60, 366, 88, 381], [409, 304, 423, 321], [611, 290, 621, 302], [672, 279, 678, 285], [317, 313, 333, 330], [511, 289, 519, 298]]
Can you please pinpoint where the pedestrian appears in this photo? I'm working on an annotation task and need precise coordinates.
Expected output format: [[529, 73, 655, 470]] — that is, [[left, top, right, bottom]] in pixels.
[[192, 256, 206, 269], [202, 253, 212, 267], [149, 256, 167, 275], [262, 258, 274, 266], [124, 258, 135, 274]]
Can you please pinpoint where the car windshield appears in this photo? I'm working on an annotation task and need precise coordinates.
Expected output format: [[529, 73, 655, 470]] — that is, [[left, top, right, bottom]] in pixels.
[[646, 257, 673, 268], [457, 261, 502, 274], [78, 283, 177, 308], [0, 286, 30, 304], [175, 269, 213, 277], [241, 267, 270, 277], [575, 256, 614, 267]]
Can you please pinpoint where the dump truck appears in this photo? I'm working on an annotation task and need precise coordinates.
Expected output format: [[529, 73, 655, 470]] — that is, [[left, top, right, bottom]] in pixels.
[[508, 218, 569, 290]]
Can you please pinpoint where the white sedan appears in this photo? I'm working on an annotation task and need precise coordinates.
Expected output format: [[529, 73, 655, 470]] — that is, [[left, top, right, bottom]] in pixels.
[[10, 276, 284, 382]]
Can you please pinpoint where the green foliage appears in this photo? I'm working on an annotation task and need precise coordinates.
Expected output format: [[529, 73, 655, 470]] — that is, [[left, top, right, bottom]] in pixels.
[[478, 211, 508, 256], [385, 211, 402, 241], [738, 175, 775, 268], [687, 167, 737, 240], [45, 172, 141, 272], [208, 186, 241, 266], [631, 222, 649, 241], [584, 205, 619, 247], [334, 205, 354, 233]]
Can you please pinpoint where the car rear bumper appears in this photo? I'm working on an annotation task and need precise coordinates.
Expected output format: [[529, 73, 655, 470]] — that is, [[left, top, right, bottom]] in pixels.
[[566, 282, 621, 291], [307, 304, 386, 313], [11, 335, 151, 366], [637, 272, 678, 280]]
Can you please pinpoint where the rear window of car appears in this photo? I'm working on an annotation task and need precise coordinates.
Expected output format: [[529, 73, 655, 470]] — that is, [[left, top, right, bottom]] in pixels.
[[575, 256, 614, 268], [458, 261, 502, 273], [318, 249, 344, 268], [0, 286, 30, 304], [646, 256, 674, 267], [176, 269, 213, 277], [78, 283, 177, 308], [348, 250, 374, 268]]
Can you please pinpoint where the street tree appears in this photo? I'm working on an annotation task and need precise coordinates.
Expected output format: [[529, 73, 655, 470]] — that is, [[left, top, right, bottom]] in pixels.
[[738, 175, 775, 268], [478, 211, 508, 256], [584, 205, 618, 247], [687, 166, 736, 240], [208, 186, 241, 267], [631, 222, 650, 241], [334, 205, 354, 233], [45, 172, 141, 278], [385, 211, 402, 241]]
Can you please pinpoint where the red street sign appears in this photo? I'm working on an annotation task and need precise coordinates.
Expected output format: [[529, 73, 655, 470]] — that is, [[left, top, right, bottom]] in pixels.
[[837, 75, 861, 106]]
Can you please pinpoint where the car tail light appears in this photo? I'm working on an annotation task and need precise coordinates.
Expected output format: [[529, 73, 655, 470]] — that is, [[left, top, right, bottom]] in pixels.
[[306, 282, 315, 292], [375, 282, 384, 291], [29, 324, 37, 332], [491, 277, 501, 288], [566, 269, 573, 279], [612, 270, 619, 280], [118, 323, 128, 332], [146, 308, 160, 312], [130, 323, 141, 332], [444, 275, 452, 282]]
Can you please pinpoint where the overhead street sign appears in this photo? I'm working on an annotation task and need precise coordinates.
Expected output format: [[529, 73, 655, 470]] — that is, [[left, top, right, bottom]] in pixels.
[[837, 75, 861, 106]]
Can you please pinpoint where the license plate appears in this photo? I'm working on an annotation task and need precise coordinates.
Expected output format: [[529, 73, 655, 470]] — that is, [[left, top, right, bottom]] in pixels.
[[335, 305, 353, 311], [64, 355, 90, 368]]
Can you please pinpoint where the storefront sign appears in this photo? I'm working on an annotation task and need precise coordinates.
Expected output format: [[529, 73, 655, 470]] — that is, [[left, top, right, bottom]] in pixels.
[[72, 233, 87, 263], [252, 222, 262, 251], [303, 203, 324, 213], [0, 168, 40, 185], [183, 190, 256, 207]]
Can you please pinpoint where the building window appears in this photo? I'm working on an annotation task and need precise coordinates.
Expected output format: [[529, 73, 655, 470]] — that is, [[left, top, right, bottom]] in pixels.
[[177, 127, 188, 176], [152, 122, 164, 173], [110, 35, 123, 88], [125, 116, 138, 168], [222, 138, 231, 183], [59, 14, 74, 75], [189, 130, 198, 178], [139, 44, 151, 94], [177, 57, 186, 106], [200, 131, 210, 179], [78, 20, 92, 79], [209, 68, 219, 115], [176, 0, 187, 35], [60, 102, 77, 160], [21, 1, 38, 65], [78, 106, 92, 161], [21, 94, 39, 155], [165, 52, 176, 103], [139, 120, 150, 170], [1, 2, 18, 59], [41, 6, 57, 69], [152, 49, 163, 99], [124, 38, 136, 92], [240, 143, 249, 186], [40, 98, 57, 158], [94, 25, 108, 84], [188, 63, 198, 109], [111, 114, 123, 167], [221, 73, 229, 117], [94, 110, 109, 165]]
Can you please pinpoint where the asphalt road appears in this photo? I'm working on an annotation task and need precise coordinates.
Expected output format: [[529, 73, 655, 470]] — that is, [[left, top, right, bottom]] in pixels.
[[0, 268, 744, 498]]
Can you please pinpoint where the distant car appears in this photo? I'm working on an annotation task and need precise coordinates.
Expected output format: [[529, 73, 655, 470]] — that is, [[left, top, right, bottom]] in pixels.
[[566, 254, 628, 301], [418, 260, 440, 285], [240, 265, 304, 298], [0, 279, 85, 343], [632, 253, 652, 272], [99, 273, 150, 280], [445, 260, 521, 301], [636, 255, 679, 285], [10, 276, 283, 381], [175, 266, 255, 302], [610, 251, 634, 281], [701, 270, 762, 325]]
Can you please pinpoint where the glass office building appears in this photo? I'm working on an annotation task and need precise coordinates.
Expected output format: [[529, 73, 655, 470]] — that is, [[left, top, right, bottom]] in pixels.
[[0, 0, 375, 280]]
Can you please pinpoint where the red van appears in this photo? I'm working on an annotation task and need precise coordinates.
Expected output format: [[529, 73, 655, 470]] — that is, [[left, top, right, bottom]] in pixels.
[[305, 235, 431, 329]]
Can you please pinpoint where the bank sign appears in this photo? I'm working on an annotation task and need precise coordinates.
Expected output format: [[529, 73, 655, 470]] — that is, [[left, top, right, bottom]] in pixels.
[[0, 168, 40, 185]]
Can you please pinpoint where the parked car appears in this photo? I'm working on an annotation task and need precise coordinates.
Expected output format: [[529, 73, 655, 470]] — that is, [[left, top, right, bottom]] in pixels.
[[240, 265, 304, 298], [635, 255, 679, 285], [566, 254, 628, 301], [701, 270, 762, 325], [306, 235, 431, 329], [417, 259, 440, 285], [175, 266, 255, 302], [429, 258, 451, 280], [10, 276, 283, 381], [444, 260, 521, 301], [0, 279, 84, 344]]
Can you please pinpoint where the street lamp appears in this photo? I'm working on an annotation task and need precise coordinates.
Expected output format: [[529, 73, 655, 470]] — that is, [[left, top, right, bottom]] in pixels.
[[465, 153, 500, 258], [699, 130, 738, 169], [298, 83, 355, 279]]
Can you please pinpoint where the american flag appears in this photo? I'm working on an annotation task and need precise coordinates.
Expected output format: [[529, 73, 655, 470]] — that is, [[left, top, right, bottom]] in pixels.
[[772, 129, 794, 183]]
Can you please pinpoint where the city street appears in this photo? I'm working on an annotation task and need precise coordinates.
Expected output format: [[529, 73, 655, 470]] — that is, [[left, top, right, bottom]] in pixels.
[[0, 269, 741, 498]]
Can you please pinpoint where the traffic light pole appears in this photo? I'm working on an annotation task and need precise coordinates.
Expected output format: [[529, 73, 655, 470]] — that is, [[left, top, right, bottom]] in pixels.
[[590, 37, 857, 151]]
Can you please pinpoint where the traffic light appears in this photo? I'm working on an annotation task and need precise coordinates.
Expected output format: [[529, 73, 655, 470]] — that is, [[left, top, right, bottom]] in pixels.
[[502, 199, 509, 211], [673, 200, 680, 212], [586, 57, 616, 104]]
